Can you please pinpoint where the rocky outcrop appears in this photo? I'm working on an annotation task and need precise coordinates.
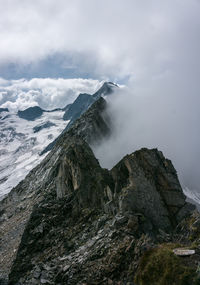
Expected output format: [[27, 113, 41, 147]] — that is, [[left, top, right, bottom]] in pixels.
[[0, 93, 198, 284], [33, 121, 56, 133], [5, 144, 195, 284], [41, 97, 111, 155], [41, 82, 117, 155], [0, 97, 111, 282], [63, 81, 117, 121], [110, 149, 193, 231], [92, 81, 118, 100], [18, 106, 44, 121], [66, 97, 111, 146], [0, 108, 9, 113], [63, 93, 95, 121]]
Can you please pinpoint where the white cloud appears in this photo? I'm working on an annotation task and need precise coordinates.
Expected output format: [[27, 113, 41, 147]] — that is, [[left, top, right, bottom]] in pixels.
[[1, 0, 200, 197], [0, 78, 102, 112], [93, 85, 200, 197], [0, 0, 200, 80]]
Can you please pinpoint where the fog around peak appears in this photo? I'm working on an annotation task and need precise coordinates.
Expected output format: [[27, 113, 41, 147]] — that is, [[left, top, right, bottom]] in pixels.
[[1, 0, 200, 196], [93, 84, 200, 194]]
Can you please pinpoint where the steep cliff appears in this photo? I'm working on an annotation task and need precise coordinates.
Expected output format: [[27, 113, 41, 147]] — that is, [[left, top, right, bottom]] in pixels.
[[0, 96, 199, 285], [41, 82, 117, 155], [0, 97, 110, 282], [7, 144, 197, 285]]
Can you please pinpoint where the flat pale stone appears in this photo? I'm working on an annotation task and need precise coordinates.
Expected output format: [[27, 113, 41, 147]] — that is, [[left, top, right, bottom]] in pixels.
[[173, 248, 195, 256]]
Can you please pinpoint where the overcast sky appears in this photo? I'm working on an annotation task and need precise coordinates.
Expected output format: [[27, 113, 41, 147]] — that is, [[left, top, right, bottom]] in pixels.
[[0, 0, 199, 82], [1, 1, 200, 197], [1, 0, 200, 112], [1, 0, 200, 106]]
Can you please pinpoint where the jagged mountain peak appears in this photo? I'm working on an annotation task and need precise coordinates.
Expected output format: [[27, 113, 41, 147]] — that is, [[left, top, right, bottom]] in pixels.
[[41, 97, 110, 155], [42, 83, 115, 155], [93, 81, 118, 99], [63, 92, 95, 121], [5, 138, 195, 284], [63, 81, 117, 121]]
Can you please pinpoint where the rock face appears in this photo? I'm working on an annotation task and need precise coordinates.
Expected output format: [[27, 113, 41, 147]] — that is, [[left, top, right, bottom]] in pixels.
[[0, 95, 198, 284], [0, 97, 112, 283], [92, 81, 118, 99], [33, 121, 56, 133], [0, 108, 9, 113], [18, 106, 44, 121], [41, 97, 111, 155], [63, 93, 95, 121], [63, 81, 117, 121], [41, 82, 117, 155], [7, 144, 195, 285], [111, 149, 192, 230]]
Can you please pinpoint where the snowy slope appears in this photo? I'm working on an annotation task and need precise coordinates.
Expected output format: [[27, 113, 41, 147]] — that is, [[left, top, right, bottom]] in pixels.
[[0, 81, 118, 200], [0, 109, 68, 199]]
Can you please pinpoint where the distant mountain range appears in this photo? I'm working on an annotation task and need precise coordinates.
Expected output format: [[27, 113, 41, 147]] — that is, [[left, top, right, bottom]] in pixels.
[[0, 82, 118, 199]]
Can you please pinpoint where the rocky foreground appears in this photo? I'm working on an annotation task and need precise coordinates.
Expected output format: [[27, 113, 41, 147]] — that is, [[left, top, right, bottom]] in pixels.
[[0, 97, 200, 284]]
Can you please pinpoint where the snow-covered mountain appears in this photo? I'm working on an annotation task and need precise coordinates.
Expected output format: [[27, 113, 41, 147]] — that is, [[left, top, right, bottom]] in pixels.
[[0, 108, 68, 199], [0, 82, 118, 199]]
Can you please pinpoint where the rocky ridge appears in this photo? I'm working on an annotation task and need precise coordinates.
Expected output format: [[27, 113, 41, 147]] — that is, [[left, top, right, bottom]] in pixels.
[[0, 97, 111, 283], [0, 96, 199, 284], [41, 81, 117, 155], [0, 82, 115, 199]]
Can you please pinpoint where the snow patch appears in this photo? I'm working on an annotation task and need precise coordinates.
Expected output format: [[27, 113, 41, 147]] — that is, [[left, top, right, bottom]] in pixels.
[[0, 109, 68, 199]]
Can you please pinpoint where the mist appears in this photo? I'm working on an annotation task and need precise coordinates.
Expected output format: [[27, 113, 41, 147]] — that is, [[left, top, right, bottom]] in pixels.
[[93, 84, 200, 197]]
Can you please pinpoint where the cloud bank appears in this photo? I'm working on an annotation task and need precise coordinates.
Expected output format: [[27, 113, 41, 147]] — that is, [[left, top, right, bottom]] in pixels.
[[0, 78, 102, 112], [93, 86, 200, 197], [0, 0, 200, 81], [1, 1, 200, 198]]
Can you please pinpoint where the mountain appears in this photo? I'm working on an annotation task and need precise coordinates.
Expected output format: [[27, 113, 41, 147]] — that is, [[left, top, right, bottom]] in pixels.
[[63, 93, 95, 121], [40, 81, 118, 155], [63, 81, 117, 121], [0, 108, 9, 113], [0, 108, 67, 199], [17, 106, 44, 121], [0, 82, 117, 199], [0, 95, 199, 284], [92, 81, 118, 99]]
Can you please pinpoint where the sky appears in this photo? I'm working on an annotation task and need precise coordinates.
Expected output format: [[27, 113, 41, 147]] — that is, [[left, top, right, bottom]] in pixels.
[[0, 1, 200, 196], [0, 0, 200, 109], [93, 86, 200, 197], [0, 0, 199, 81]]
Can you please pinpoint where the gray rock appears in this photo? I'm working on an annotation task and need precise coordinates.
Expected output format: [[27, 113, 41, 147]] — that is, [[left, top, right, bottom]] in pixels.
[[0, 91, 196, 285]]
